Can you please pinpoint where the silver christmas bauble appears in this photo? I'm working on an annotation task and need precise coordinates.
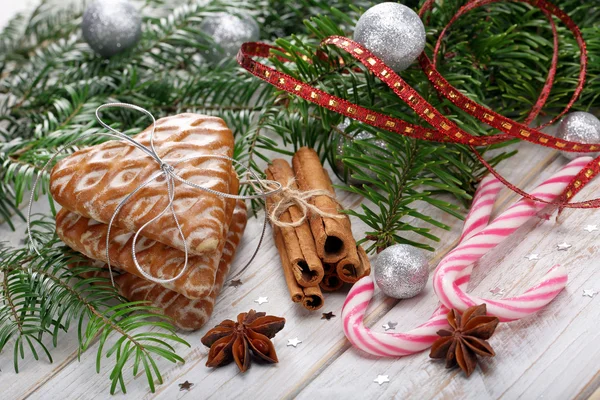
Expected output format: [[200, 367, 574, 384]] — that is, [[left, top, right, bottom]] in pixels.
[[200, 13, 260, 64], [556, 112, 600, 160], [81, 0, 142, 58], [333, 119, 388, 185], [374, 244, 429, 299], [353, 2, 426, 73]]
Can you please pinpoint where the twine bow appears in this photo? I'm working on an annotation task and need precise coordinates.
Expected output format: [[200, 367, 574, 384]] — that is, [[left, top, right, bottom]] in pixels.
[[267, 178, 343, 228], [27, 103, 343, 286]]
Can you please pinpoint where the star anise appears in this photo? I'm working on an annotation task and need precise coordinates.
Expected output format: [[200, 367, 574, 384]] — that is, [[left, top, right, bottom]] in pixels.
[[429, 304, 499, 377], [201, 309, 285, 372]]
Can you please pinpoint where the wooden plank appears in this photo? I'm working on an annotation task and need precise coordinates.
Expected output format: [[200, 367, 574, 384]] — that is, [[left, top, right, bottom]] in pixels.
[[588, 386, 600, 400]]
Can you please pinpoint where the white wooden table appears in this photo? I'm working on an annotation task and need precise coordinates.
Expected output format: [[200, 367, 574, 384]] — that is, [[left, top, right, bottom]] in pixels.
[[2, 139, 600, 399]]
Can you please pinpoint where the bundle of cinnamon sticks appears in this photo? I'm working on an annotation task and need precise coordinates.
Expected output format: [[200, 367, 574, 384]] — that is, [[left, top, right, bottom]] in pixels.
[[266, 147, 371, 311]]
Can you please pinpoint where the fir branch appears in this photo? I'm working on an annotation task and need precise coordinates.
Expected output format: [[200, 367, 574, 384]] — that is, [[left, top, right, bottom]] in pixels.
[[0, 222, 189, 394]]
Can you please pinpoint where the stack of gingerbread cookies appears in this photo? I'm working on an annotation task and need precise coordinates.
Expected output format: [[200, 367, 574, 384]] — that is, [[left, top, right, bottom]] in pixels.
[[50, 113, 246, 330]]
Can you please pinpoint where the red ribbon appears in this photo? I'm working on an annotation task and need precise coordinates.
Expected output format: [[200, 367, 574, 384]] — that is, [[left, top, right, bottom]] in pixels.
[[237, 0, 600, 209]]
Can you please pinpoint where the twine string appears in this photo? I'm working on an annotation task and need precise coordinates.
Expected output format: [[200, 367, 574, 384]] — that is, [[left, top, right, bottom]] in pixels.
[[268, 178, 343, 228]]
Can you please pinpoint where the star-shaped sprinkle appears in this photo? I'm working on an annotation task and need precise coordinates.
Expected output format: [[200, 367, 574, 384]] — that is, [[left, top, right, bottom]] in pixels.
[[489, 287, 505, 296], [525, 253, 540, 261], [178, 381, 194, 391], [373, 375, 390, 385], [583, 289, 598, 298], [382, 321, 397, 331], [584, 225, 599, 233], [254, 296, 268, 305], [557, 242, 572, 251], [229, 279, 243, 288], [321, 311, 335, 320], [538, 212, 553, 221], [287, 338, 302, 347]]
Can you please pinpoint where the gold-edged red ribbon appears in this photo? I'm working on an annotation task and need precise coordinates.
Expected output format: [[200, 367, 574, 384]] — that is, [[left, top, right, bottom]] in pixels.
[[237, 0, 599, 209]]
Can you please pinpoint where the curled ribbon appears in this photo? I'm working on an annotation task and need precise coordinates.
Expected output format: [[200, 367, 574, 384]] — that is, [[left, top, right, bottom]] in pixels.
[[237, 0, 600, 210]]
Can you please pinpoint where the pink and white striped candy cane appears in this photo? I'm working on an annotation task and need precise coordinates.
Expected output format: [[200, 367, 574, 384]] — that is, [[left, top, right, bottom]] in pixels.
[[460, 174, 505, 243], [434, 157, 592, 321], [342, 157, 590, 356], [341, 175, 503, 356]]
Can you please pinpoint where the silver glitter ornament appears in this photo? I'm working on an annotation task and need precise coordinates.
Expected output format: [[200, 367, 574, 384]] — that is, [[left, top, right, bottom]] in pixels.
[[353, 2, 426, 73], [556, 112, 600, 160], [200, 13, 260, 64], [81, 0, 142, 58], [374, 244, 428, 299], [333, 119, 388, 185]]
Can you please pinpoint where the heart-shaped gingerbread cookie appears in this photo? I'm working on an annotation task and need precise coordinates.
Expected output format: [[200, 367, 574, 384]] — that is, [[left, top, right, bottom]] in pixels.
[[50, 113, 238, 255]]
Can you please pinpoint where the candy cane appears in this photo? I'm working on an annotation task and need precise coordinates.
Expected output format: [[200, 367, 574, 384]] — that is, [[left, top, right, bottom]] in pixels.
[[341, 175, 503, 356], [342, 158, 589, 356], [434, 157, 592, 321]]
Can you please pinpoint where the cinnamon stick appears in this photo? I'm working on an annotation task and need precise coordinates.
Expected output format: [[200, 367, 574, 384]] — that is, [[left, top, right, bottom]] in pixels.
[[323, 262, 336, 275], [336, 245, 371, 283], [320, 272, 344, 292], [292, 147, 354, 263], [336, 244, 361, 283], [357, 245, 372, 277], [273, 228, 304, 303], [302, 285, 324, 310], [266, 159, 324, 287]]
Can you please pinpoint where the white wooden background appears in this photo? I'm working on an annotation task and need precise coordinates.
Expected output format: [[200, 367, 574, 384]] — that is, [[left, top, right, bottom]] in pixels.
[[2, 2, 600, 400], [2, 139, 600, 400]]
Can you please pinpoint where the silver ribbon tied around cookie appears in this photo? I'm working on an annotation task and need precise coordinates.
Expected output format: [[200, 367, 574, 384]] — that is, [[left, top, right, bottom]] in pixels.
[[27, 103, 284, 286]]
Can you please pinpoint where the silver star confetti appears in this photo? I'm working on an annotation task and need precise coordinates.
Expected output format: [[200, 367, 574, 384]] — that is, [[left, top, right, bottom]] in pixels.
[[584, 225, 599, 233], [525, 253, 540, 261], [382, 321, 398, 331], [490, 287, 505, 296], [254, 296, 269, 305], [373, 375, 390, 385], [583, 289, 598, 298], [287, 338, 302, 347], [557, 242, 572, 251]]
